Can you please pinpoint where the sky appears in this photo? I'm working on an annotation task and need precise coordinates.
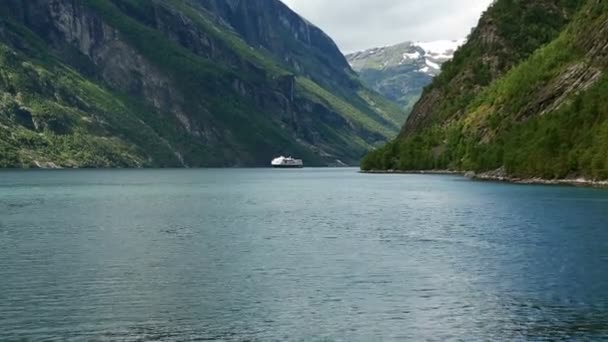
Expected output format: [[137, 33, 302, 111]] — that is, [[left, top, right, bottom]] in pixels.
[[281, 0, 494, 53]]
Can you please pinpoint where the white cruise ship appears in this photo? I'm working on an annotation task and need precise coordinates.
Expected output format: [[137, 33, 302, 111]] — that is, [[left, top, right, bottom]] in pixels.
[[271, 156, 304, 168]]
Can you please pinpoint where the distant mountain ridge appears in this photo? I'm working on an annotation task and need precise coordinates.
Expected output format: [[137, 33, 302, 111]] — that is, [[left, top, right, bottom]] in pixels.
[[346, 40, 464, 114], [348, 40, 464, 76], [0, 0, 404, 168]]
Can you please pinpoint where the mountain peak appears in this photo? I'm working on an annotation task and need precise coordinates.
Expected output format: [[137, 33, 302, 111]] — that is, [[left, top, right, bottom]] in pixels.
[[347, 39, 465, 76], [346, 39, 464, 114]]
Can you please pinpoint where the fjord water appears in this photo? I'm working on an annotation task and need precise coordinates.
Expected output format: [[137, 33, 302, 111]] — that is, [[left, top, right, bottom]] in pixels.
[[1, 169, 607, 341]]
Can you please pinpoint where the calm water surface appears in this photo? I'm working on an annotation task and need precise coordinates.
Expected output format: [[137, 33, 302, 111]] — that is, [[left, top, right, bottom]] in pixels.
[[1, 168, 607, 341]]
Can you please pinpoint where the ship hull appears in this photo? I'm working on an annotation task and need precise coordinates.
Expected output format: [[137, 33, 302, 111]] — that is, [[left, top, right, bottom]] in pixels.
[[272, 165, 304, 168]]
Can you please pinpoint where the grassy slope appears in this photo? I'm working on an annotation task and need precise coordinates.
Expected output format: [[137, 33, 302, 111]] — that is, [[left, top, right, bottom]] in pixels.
[[0, 22, 181, 168], [362, 0, 608, 179]]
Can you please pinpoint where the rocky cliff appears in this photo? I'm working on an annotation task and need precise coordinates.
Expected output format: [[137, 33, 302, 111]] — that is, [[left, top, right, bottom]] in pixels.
[[0, 0, 404, 167], [195, 0, 357, 91], [363, 0, 608, 180]]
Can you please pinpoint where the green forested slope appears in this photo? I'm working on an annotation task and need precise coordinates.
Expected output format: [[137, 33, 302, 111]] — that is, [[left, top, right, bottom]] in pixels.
[[0, 0, 403, 167], [363, 0, 608, 180]]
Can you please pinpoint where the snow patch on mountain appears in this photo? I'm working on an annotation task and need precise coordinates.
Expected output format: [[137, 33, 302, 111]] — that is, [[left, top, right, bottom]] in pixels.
[[425, 59, 441, 70], [345, 39, 465, 112], [418, 66, 430, 73], [403, 51, 421, 60], [347, 39, 465, 78], [414, 39, 465, 59]]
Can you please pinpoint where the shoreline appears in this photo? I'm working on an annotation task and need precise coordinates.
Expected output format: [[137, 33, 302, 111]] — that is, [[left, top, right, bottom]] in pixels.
[[362, 169, 464, 175], [362, 169, 608, 189], [471, 173, 608, 189]]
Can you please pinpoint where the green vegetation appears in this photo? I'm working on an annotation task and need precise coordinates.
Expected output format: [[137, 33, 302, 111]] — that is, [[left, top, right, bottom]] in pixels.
[[0, 0, 403, 167], [297, 77, 399, 138], [412, 0, 583, 127], [363, 0, 608, 180], [0, 42, 180, 168]]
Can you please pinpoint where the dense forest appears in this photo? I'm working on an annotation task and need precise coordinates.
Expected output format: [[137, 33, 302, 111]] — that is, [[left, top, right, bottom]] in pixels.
[[362, 0, 608, 180]]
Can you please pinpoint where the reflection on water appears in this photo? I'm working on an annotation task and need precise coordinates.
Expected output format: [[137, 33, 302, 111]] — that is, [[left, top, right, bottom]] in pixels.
[[1, 169, 607, 341]]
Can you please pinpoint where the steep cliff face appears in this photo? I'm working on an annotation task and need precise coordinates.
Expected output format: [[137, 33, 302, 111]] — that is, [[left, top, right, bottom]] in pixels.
[[363, 0, 608, 180], [0, 0, 403, 167], [193, 0, 357, 91]]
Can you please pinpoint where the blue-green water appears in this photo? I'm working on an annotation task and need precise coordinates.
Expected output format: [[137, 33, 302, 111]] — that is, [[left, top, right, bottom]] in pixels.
[[1, 168, 607, 341]]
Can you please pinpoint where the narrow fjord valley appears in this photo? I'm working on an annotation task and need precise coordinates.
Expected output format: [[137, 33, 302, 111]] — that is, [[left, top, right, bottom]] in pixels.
[[3, 1, 608, 341], [362, 0, 608, 183], [0, 0, 404, 167]]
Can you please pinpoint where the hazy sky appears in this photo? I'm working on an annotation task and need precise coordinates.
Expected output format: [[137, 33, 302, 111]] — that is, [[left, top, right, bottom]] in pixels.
[[281, 0, 494, 53]]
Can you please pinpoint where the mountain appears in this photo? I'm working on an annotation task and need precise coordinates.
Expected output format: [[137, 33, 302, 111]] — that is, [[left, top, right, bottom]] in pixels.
[[0, 0, 404, 168], [363, 0, 608, 181], [346, 40, 464, 113]]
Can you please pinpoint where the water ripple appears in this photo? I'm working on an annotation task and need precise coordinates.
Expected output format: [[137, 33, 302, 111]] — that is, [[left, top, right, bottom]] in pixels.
[[1, 169, 607, 341]]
